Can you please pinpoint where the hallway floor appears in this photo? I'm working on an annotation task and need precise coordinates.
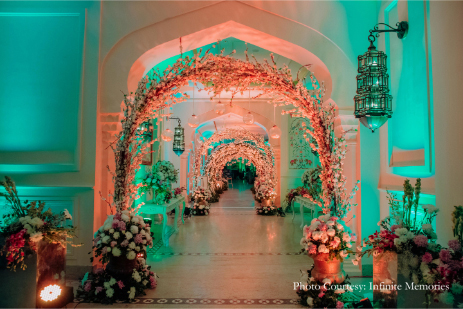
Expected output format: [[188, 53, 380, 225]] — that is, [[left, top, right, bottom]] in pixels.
[[73, 181, 370, 308]]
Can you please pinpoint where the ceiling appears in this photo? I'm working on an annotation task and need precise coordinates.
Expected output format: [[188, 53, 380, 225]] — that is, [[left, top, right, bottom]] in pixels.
[[196, 112, 268, 139]]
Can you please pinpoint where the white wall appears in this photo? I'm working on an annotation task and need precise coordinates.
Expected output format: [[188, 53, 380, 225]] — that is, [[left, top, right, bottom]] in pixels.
[[0, 1, 100, 269]]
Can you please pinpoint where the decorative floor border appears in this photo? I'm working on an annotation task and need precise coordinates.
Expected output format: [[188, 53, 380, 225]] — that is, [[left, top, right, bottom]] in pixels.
[[73, 298, 301, 305], [152, 252, 303, 256]]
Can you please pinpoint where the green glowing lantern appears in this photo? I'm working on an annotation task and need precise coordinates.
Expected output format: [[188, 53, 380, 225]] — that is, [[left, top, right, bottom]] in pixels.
[[170, 117, 185, 156], [354, 21, 408, 132]]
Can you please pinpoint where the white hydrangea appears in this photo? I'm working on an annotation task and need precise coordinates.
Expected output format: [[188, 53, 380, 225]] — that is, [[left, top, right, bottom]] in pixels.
[[130, 225, 139, 235], [127, 251, 136, 260], [112, 247, 121, 257], [106, 288, 114, 298]]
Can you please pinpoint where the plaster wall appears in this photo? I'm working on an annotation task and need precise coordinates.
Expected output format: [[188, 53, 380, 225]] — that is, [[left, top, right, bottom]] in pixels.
[[0, 1, 100, 268]]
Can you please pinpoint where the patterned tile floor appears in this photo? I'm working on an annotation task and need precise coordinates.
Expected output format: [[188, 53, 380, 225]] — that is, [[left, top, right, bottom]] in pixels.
[[72, 180, 370, 308]]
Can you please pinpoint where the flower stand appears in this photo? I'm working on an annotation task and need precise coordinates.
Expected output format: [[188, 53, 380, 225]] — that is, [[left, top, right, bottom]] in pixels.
[[310, 253, 345, 284], [36, 240, 66, 292], [106, 255, 139, 281], [373, 251, 398, 308], [0, 245, 37, 308]]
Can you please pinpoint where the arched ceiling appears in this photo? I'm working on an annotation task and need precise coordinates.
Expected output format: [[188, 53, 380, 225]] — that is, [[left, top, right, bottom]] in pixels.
[[196, 112, 268, 139], [146, 37, 317, 100]]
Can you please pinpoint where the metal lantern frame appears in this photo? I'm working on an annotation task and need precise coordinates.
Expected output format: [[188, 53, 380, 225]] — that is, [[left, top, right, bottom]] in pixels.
[[354, 21, 408, 132], [169, 117, 185, 156]]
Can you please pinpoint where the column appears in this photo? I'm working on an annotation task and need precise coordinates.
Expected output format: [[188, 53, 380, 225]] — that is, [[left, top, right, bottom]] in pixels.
[[430, 1, 463, 244], [180, 149, 190, 200], [359, 124, 381, 275], [274, 146, 281, 207]]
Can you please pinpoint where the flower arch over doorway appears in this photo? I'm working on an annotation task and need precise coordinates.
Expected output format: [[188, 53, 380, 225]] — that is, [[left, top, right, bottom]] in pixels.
[[202, 141, 276, 191], [112, 50, 355, 218], [193, 128, 274, 186]]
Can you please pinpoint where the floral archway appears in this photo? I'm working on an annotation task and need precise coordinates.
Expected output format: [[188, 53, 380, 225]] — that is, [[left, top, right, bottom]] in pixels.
[[112, 48, 355, 218], [193, 128, 274, 186], [202, 141, 276, 191]]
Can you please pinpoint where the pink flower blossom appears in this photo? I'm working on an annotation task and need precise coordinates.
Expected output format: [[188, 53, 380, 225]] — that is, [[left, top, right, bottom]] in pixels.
[[336, 301, 344, 309], [308, 244, 317, 255], [414, 235, 428, 247], [110, 241, 117, 247], [118, 221, 126, 231], [318, 292, 325, 298], [319, 223, 328, 232], [422, 252, 433, 264], [101, 247, 108, 255], [439, 249, 451, 263], [95, 286, 103, 293], [134, 234, 143, 244], [112, 220, 120, 229], [448, 239, 461, 252], [114, 213, 121, 221], [84, 281, 92, 292], [149, 275, 157, 288], [121, 240, 129, 247], [330, 240, 340, 248], [390, 225, 400, 232], [117, 280, 125, 289]]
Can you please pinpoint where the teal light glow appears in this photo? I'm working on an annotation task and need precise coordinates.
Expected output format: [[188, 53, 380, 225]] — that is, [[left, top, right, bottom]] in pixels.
[[0, 10, 85, 172], [385, 1, 434, 178]]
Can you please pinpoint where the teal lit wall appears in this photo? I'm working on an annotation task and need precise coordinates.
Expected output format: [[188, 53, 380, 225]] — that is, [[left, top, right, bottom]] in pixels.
[[0, 5, 86, 173], [0, 1, 101, 268], [385, 0, 435, 178]]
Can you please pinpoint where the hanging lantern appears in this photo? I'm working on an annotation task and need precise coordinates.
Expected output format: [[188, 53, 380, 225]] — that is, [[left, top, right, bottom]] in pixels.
[[243, 112, 254, 125], [214, 100, 225, 115], [170, 117, 185, 156], [354, 21, 408, 132], [188, 114, 199, 128], [269, 125, 282, 139], [161, 128, 173, 142]]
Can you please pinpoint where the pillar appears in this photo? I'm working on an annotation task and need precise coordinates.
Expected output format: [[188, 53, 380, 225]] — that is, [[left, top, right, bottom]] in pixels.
[[359, 124, 381, 275], [274, 146, 281, 207], [180, 149, 190, 200], [430, 1, 463, 244]]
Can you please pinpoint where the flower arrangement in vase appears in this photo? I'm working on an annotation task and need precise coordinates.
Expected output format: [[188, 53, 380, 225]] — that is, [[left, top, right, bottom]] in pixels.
[[301, 214, 356, 279], [0, 177, 79, 271], [191, 188, 211, 216], [139, 161, 179, 205], [77, 211, 156, 303], [297, 214, 356, 308], [91, 211, 153, 265], [254, 182, 285, 216]]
